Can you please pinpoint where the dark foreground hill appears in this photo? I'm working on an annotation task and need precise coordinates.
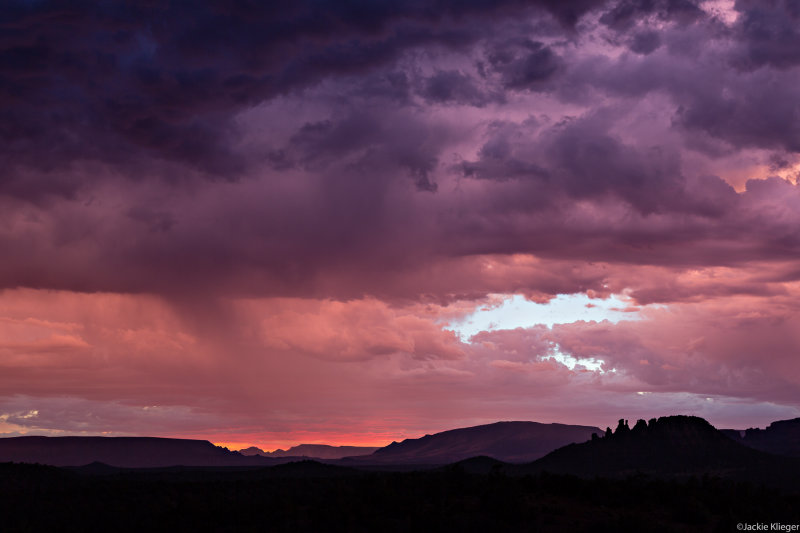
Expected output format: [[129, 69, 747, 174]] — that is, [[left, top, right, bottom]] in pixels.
[[523, 415, 800, 488], [2, 460, 800, 532], [721, 417, 800, 457], [0, 436, 280, 468], [355, 421, 602, 464], [240, 444, 380, 459]]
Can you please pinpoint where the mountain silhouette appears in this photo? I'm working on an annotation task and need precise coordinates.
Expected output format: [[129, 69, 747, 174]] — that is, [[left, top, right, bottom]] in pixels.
[[9, 416, 800, 476], [0, 436, 274, 468], [238, 446, 266, 456], [240, 444, 379, 459], [721, 417, 800, 457], [355, 421, 601, 464], [0, 421, 599, 468], [524, 416, 800, 487]]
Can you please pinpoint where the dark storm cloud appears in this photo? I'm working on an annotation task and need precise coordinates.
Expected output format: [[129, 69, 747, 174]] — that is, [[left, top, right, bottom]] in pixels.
[[599, 0, 706, 31], [0, 0, 604, 201], [460, 112, 737, 217], [279, 108, 446, 191], [628, 30, 662, 54], [552, 14, 800, 155], [420, 69, 496, 106], [732, 0, 800, 70], [353, 71, 413, 104], [4, 0, 800, 301], [483, 39, 562, 91], [674, 69, 800, 153]]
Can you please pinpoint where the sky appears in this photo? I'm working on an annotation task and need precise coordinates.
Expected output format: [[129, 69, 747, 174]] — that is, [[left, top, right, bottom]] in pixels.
[[2, 0, 800, 450]]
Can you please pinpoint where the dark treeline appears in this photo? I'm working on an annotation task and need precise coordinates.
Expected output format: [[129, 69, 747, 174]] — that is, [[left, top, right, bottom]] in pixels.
[[2, 461, 800, 532]]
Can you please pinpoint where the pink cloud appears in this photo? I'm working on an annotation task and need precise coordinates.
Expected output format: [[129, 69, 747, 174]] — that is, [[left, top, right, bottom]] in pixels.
[[259, 298, 464, 361], [3, 277, 800, 447]]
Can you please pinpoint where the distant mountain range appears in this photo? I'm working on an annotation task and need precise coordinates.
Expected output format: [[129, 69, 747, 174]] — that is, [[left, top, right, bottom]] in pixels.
[[0, 421, 599, 467], [3, 416, 800, 472], [350, 421, 602, 464], [239, 444, 379, 459], [721, 417, 800, 457]]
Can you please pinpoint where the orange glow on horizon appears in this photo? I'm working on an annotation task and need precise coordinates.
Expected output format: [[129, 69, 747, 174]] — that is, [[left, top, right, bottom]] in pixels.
[[192, 428, 404, 452], [211, 435, 394, 452]]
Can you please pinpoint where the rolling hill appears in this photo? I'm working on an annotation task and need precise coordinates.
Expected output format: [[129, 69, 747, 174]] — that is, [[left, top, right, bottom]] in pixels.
[[353, 421, 602, 464]]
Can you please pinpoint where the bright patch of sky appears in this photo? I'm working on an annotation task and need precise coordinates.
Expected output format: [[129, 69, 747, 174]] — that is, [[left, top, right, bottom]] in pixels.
[[449, 293, 640, 339], [447, 293, 645, 372], [544, 350, 608, 373]]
